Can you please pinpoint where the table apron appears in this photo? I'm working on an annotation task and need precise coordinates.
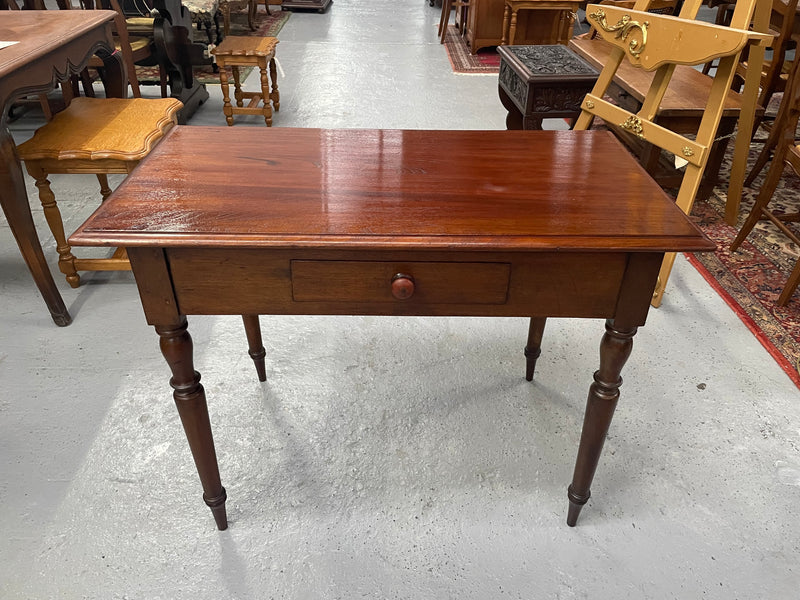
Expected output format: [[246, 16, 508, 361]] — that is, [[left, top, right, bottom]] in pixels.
[[128, 247, 663, 322], [1, 30, 115, 117]]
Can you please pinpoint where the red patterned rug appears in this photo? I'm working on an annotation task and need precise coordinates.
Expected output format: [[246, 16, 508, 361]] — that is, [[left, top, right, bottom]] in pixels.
[[136, 9, 290, 86], [442, 25, 500, 74], [688, 140, 800, 388]]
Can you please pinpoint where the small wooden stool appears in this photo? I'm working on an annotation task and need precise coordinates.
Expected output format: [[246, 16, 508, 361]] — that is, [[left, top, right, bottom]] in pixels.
[[17, 97, 182, 288], [212, 36, 280, 126]]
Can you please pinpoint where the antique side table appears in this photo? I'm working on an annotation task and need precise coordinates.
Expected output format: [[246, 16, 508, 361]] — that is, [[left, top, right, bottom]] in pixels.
[[71, 127, 713, 531], [498, 45, 598, 130]]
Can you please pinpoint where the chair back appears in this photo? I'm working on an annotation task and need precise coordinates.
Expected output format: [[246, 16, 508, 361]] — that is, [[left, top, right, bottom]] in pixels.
[[68, 0, 146, 97], [737, 0, 799, 111]]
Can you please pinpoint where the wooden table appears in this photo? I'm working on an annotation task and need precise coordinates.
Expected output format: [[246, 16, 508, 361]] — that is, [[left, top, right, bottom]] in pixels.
[[498, 45, 598, 130], [466, 0, 580, 54], [0, 10, 125, 326], [501, 0, 582, 46], [71, 126, 713, 530]]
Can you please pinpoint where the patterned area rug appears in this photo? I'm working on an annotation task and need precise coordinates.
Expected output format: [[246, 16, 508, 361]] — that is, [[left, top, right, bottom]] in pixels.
[[688, 139, 800, 388], [136, 9, 290, 86], [442, 25, 500, 74]]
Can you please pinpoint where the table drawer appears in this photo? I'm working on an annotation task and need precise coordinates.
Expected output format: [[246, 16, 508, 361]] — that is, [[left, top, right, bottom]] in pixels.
[[291, 260, 511, 304]]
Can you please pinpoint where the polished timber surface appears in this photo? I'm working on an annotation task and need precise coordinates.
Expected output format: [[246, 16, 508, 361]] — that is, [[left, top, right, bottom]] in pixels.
[[73, 127, 707, 249]]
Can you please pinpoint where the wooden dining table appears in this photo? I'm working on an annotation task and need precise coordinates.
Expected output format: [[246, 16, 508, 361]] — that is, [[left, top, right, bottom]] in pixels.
[[0, 9, 125, 326]]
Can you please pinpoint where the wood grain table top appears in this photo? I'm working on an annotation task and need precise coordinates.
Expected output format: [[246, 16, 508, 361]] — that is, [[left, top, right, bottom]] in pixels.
[[0, 10, 115, 82], [70, 127, 714, 253]]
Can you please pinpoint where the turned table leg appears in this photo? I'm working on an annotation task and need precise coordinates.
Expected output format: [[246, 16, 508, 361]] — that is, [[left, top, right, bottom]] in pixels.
[[242, 314, 267, 382], [157, 318, 228, 530], [501, 4, 511, 45], [524, 316, 547, 381], [567, 318, 636, 526]]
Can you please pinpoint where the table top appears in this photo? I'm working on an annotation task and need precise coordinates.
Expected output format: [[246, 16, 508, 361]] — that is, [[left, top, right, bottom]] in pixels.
[[498, 45, 598, 80], [0, 10, 115, 81], [71, 127, 714, 253]]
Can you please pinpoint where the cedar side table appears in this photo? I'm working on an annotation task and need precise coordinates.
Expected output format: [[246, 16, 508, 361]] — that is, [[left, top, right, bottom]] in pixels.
[[498, 45, 598, 130], [70, 127, 713, 531]]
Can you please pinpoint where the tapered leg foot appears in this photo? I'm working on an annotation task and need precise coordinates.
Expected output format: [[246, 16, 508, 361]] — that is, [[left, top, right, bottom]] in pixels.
[[566, 485, 590, 526], [204, 487, 228, 531]]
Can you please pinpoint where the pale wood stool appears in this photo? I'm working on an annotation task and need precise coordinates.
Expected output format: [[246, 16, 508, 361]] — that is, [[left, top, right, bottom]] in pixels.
[[212, 36, 280, 126], [17, 97, 182, 288]]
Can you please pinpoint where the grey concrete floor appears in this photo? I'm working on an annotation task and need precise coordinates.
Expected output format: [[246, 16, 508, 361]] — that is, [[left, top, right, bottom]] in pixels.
[[1, 2, 799, 598]]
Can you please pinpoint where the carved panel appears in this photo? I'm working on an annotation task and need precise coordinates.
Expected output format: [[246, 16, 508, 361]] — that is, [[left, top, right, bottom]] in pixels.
[[499, 61, 528, 111], [506, 45, 598, 77], [532, 87, 590, 113]]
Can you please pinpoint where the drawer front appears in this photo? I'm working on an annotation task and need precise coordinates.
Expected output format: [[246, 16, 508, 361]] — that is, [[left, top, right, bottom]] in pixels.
[[291, 260, 511, 304]]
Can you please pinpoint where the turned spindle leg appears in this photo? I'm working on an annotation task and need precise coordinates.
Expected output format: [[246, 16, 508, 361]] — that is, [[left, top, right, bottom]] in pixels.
[[241, 314, 267, 382], [157, 318, 228, 530], [218, 64, 234, 126], [567, 319, 636, 526], [232, 66, 244, 107], [269, 56, 280, 111], [27, 166, 80, 288], [258, 63, 273, 127], [524, 316, 547, 381]]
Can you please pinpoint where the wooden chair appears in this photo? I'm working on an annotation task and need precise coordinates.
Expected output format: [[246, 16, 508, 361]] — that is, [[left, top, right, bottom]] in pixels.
[[730, 56, 800, 306], [570, 0, 771, 306], [438, 0, 469, 43], [744, 55, 800, 188], [17, 97, 182, 287], [731, 0, 798, 136], [220, 0, 255, 36], [77, 0, 168, 98]]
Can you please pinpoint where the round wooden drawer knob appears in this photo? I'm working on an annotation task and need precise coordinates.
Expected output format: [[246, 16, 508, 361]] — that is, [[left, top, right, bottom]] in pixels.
[[391, 273, 415, 300]]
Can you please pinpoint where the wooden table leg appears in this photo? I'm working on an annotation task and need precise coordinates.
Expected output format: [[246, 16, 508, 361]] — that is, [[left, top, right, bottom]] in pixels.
[[508, 9, 519, 45], [501, 4, 511, 45], [0, 134, 72, 326], [567, 318, 636, 526], [498, 85, 524, 130], [524, 316, 547, 381], [242, 314, 267, 382], [156, 317, 228, 530]]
